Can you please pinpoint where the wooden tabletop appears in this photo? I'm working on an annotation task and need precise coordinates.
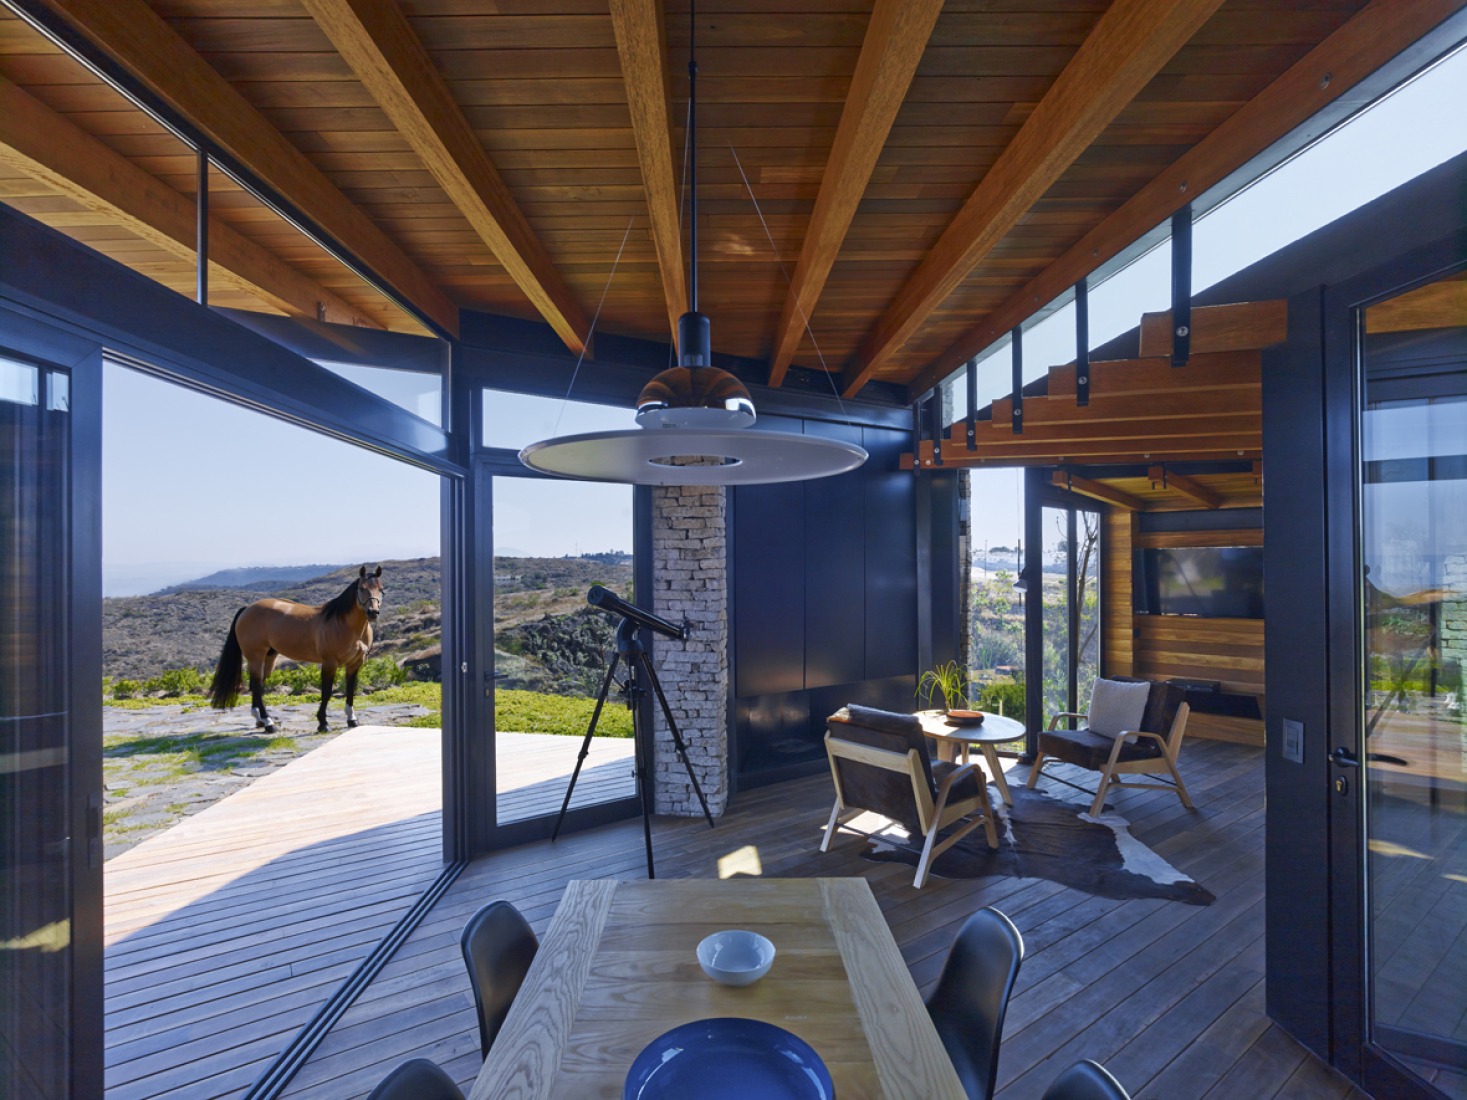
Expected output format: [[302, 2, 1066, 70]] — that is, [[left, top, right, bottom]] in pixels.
[[915, 709, 1027, 744], [469, 877, 965, 1100]]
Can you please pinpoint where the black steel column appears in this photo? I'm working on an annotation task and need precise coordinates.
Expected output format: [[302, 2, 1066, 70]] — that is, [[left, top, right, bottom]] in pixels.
[[1021, 466, 1044, 761], [1075, 277, 1090, 406], [1011, 326, 1024, 433], [1066, 506, 1079, 715], [1171, 203, 1192, 367], [195, 147, 209, 306]]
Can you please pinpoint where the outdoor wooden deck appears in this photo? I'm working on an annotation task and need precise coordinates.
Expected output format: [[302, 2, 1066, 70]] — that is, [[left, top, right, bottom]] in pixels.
[[277, 738, 1367, 1100], [102, 726, 635, 1100]]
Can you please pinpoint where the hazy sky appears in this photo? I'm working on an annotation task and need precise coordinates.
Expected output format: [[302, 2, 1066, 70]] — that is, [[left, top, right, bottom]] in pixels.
[[101, 46, 1466, 596]]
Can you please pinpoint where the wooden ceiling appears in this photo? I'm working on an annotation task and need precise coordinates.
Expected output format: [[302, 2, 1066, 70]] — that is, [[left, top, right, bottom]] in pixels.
[[0, 0, 1459, 397]]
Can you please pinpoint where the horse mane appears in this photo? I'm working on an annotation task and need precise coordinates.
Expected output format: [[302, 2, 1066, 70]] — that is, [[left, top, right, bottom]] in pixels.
[[321, 578, 360, 621]]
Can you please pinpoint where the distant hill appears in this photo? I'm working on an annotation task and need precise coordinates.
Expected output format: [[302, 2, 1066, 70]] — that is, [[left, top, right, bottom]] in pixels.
[[102, 555, 633, 696], [156, 563, 346, 594]]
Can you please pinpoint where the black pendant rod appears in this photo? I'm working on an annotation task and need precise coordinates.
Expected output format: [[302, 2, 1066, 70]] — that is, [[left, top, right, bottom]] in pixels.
[[688, 0, 698, 314]]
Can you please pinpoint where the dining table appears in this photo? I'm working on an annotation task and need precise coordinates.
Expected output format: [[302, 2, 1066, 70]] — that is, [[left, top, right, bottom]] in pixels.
[[469, 876, 966, 1100]]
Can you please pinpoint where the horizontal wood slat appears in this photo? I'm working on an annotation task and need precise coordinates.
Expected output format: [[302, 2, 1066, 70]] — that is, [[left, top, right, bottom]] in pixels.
[[1138, 300, 1288, 357], [1135, 529, 1263, 548]]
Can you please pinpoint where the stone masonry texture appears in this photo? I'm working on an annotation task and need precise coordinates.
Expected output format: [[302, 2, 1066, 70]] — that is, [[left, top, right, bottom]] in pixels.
[[650, 481, 730, 816]]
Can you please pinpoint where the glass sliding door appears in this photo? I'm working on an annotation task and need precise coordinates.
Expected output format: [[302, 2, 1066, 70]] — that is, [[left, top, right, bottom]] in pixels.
[[1, 356, 81, 1099], [1358, 273, 1467, 1095], [1041, 501, 1103, 729]]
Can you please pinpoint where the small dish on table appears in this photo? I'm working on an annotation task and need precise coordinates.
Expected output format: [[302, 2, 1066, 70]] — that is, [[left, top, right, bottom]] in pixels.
[[696, 929, 775, 986], [943, 709, 986, 726]]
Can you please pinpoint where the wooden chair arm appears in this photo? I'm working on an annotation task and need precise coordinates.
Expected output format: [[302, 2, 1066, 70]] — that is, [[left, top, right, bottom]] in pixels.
[[931, 763, 981, 818], [1047, 711, 1088, 730]]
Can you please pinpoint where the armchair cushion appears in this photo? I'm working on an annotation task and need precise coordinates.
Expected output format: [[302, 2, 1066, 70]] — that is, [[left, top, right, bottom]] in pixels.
[[827, 706, 935, 834], [1085, 678, 1151, 736], [931, 760, 984, 805], [1037, 727, 1163, 773]]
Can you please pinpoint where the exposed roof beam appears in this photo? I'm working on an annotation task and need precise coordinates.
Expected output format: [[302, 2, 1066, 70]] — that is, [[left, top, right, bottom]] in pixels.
[[609, 0, 686, 344], [1138, 300, 1287, 357], [1148, 465, 1223, 508], [908, 0, 1466, 397], [32, 0, 460, 337], [1053, 472, 1148, 511], [841, 0, 1225, 398], [0, 76, 377, 327], [302, 0, 590, 355], [767, 0, 941, 387]]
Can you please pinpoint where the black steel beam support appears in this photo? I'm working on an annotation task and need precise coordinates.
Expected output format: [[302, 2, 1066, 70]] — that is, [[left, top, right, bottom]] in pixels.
[[1011, 325, 1023, 434], [912, 400, 924, 471], [929, 394, 943, 467], [1171, 203, 1193, 368], [1075, 277, 1089, 406], [1021, 466, 1044, 761], [195, 147, 208, 306], [964, 357, 977, 450]]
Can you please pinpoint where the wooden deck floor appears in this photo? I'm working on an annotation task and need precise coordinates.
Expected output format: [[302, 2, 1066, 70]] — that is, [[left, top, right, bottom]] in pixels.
[[103, 726, 635, 1100], [280, 738, 1369, 1100]]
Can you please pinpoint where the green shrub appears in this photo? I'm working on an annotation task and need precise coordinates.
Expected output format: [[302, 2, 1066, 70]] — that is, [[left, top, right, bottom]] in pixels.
[[111, 679, 141, 700], [143, 667, 206, 697], [356, 655, 406, 692], [495, 688, 633, 737], [975, 678, 1025, 723]]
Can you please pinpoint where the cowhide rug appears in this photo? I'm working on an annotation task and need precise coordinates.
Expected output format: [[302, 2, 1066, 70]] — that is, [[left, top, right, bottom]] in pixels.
[[858, 778, 1215, 905]]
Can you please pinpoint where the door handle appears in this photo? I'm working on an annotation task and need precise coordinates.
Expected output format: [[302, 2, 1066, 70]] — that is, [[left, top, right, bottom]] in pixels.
[[1330, 746, 1361, 768]]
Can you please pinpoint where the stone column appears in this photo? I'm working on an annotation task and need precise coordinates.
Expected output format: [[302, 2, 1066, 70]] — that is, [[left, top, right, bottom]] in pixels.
[[650, 482, 730, 816]]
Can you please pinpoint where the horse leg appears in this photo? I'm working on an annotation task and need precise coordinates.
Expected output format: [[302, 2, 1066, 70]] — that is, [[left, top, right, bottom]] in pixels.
[[249, 657, 277, 735], [317, 664, 337, 733], [344, 665, 361, 728]]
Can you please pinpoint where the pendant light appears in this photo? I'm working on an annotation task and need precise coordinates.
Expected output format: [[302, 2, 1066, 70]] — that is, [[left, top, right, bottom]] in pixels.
[[518, 4, 867, 486]]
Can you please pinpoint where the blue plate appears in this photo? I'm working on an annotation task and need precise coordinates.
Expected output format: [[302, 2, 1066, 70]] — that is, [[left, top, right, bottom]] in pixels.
[[623, 1017, 835, 1100]]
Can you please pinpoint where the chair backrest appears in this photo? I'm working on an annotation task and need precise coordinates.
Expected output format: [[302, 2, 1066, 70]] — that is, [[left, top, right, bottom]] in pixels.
[[366, 1058, 465, 1100], [1039, 1059, 1132, 1100], [460, 900, 539, 1059], [925, 907, 1025, 1100], [826, 706, 937, 834], [1110, 677, 1190, 751]]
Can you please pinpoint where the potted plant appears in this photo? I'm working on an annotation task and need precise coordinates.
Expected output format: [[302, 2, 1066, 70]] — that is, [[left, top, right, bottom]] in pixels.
[[917, 660, 971, 714]]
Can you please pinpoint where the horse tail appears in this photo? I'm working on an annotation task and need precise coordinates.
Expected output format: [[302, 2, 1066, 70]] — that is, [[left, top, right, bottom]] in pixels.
[[209, 608, 247, 710]]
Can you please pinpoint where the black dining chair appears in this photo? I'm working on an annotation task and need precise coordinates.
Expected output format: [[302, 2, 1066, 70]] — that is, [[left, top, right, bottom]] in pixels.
[[925, 906, 1025, 1100], [1040, 1059, 1132, 1100], [366, 1058, 464, 1100], [461, 900, 539, 1059]]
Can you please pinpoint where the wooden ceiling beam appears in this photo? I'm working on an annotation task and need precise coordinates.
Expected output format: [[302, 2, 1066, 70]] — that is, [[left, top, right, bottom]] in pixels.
[[965, 414, 1256, 444], [1138, 300, 1287, 357], [909, 0, 1465, 397], [302, 0, 590, 355], [0, 76, 377, 327], [989, 388, 1260, 426], [31, 0, 459, 336], [905, 433, 1261, 468], [840, 0, 1225, 398], [767, 0, 941, 387], [1046, 350, 1261, 398], [1147, 465, 1223, 508], [609, 0, 686, 345], [1052, 471, 1148, 511]]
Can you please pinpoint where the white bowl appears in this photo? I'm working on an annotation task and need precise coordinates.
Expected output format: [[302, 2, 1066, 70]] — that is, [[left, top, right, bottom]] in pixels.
[[696, 930, 776, 986]]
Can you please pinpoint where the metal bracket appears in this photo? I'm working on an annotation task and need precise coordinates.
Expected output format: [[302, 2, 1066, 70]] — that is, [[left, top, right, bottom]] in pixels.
[[1075, 277, 1089, 407], [965, 358, 977, 450], [1171, 203, 1192, 368], [1010, 326, 1023, 434]]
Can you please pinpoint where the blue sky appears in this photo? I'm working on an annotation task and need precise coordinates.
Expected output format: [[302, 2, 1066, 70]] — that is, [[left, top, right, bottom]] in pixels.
[[102, 45, 1467, 595]]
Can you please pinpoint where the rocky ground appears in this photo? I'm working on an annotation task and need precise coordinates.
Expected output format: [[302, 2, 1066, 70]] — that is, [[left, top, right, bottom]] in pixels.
[[102, 700, 431, 860]]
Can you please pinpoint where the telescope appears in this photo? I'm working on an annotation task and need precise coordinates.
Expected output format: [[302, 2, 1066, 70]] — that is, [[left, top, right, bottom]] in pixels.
[[587, 585, 688, 641]]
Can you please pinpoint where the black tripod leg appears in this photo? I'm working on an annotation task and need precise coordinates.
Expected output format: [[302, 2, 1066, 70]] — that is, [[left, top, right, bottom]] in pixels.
[[551, 652, 620, 841], [637, 652, 716, 829], [630, 680, 656, 879]]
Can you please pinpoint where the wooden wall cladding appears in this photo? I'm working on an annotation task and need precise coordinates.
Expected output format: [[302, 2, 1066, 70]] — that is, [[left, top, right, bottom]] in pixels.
[[1102, 510, 1134, 678], [1103, 514, 1265, 746]]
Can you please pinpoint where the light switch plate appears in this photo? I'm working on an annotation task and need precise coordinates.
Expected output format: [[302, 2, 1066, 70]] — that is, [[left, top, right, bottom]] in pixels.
[[1282, 718, 1304, 764]]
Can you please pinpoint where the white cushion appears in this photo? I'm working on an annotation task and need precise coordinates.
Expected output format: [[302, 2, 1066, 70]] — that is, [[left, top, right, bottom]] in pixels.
[[1086, 678, 1151, 737]]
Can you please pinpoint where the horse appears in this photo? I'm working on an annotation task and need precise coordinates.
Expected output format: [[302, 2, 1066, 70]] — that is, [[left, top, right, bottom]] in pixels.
[[209, 565, 385, 734]]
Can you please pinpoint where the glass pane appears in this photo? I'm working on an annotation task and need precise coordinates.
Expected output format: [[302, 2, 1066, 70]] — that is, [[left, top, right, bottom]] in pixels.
[[1076, 510, 1102, 708], [969, 470, 1025, 726], [1, 356, 71, 1099], [483, 389, 631, 451], [493, 476, 637, 825], [317, 360, 443, 427], [1042, 506, 1070, 728], [1361, 271, 1467, 1094]]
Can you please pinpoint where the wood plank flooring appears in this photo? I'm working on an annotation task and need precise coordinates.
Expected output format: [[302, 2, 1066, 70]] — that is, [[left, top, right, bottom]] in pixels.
[[280, 739, 1369, 1100], [103, 726, 636, 1100]]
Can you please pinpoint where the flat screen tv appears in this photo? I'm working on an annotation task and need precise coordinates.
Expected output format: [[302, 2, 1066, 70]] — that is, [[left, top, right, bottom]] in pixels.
[[1134, 546, 1264, 619]]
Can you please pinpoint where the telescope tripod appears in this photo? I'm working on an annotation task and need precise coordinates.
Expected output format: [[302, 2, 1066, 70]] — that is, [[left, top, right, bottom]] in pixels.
[[551, 617, 714, 878]]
